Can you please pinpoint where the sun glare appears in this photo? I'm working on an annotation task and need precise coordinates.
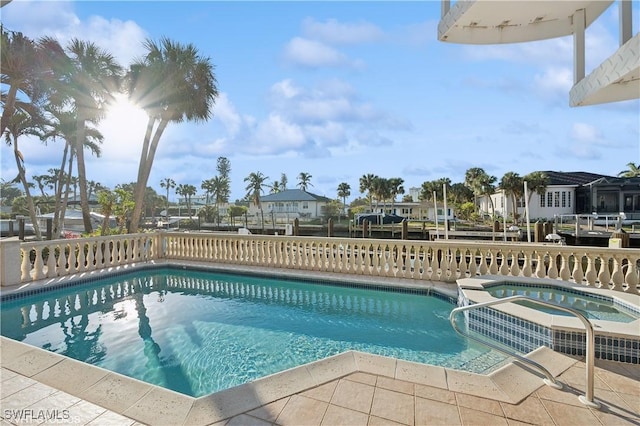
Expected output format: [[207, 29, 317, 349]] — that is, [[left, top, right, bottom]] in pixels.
[[100, 94, 149, 158], [105, 94, 148, 129]]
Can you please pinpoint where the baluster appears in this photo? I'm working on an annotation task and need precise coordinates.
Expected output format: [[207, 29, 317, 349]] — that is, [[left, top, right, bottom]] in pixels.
[[535, 250, 546, 278], [521, 249, 532, 277], [225, 240, 238, 263], [46, 244, 57, 278], [478, 248, 488, 275], [559, 252, 571, 280], [392, 244, 401, 277], [441, 248, 451, 281], [118, 239, 125, 265], [488, 250, 499, 274], [510, 250, 521, 277], [584, 255, 597, 286], [97, 240, 106, 268], [20, 247, 31, 282], [32, 246, 45, 280], [450, 248, 460, 280], [547, 251, 558, 279], [571, 254, 584, 285], [499, 250, 509, 276], [77, 241, 89, 271], [623, 257, 639, 294], [609, 255, 624, 292], [381, 244, 389, 276], [597, 254, 611, 289], [432, 248, 441, 280], [316, 242, 323, 271], [67, 243, 77, 274], [468, 248, 477, 277], [457, 248, 468, 279]]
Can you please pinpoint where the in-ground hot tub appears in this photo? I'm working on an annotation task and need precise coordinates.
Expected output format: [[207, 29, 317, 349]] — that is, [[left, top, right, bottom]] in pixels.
[[457, 276, 640, 364]]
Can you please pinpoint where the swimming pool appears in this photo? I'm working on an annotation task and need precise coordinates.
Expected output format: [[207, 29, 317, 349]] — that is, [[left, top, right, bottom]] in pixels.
[[0, 267, 508, 397], [487, 283, 639, 323]]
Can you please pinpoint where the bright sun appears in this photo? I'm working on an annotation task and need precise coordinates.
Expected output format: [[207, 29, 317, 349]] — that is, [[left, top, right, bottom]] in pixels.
[[100, 94, 149, 158], [104, 94, 148, 130]]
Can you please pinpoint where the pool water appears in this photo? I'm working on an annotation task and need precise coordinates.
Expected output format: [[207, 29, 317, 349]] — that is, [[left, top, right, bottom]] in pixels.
[[487, 284, 638, 323], [0, 268, 508, 397]]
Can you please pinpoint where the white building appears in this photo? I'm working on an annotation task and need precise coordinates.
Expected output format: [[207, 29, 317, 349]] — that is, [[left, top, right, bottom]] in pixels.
[[254, 189, 332, 221], [478, 171, 633, 222]]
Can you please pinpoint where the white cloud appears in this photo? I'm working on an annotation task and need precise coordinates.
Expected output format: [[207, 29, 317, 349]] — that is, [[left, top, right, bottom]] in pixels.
[[270, 80, 301, 99], [283, 37, 351, 68], [2, 0, 147, 66], [254, 114, 307, 154], [571, 123, 602, 143], [301, 17, 383, 45], [214, 93, 243, 137]]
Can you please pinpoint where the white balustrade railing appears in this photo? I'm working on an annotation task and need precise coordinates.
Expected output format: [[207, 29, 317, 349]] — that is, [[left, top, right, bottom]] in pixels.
[[3, 232, 638, 295], [13, 233, 158, 283]]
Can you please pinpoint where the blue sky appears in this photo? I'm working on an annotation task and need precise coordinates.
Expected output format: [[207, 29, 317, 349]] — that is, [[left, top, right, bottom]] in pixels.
[[2, 1, 639, 203]]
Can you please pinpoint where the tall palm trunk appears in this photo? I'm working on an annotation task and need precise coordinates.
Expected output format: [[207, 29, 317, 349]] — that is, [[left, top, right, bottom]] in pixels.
[[52, 141, 71, 237], [75, 113, 92, 233], [0, 85, 19, 136], [130, 117, 169, 232], [12, 139, 42, 240]]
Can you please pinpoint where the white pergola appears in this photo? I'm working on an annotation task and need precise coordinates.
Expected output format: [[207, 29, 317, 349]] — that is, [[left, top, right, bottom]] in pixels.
[[438, 0, 639, 106]]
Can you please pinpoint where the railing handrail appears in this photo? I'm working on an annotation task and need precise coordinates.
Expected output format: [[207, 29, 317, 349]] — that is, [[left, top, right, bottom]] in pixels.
[[7, 232, 638, 294], [449, 295, 600, 409]]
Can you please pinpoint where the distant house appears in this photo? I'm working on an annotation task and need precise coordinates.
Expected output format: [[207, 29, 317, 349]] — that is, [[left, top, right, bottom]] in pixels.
[[253, 189, 332, 220], [479, 171, 640, 221]]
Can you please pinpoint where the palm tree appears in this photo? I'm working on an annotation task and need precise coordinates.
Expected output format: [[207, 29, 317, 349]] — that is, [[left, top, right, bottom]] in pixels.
[[210, 176, 228, 225], [618, 162, 640, 177], [523, 171, 550, 207], [87, 180, 106, 199], [62, 39, 123, 233], [201, 178, 215, 205], [0, 28, 52, 136], [464, 167, 486, 212], [270, 180, 282, 194], [478, 173, 497, 219], [244, 172, 268, 231], [297, 172, 313, 192], [500, 172, 523, 223], [97, 189, 116, 236], [359, 173, 377, 211], [159, 178, 175, 217], [388, 178, 404, 210], [176, 184, 197, 219], [3, 111, 46, 239], [32, 174, 49, 197], [280, 173, 288, 190], [449, 183, 473, 205], [216, 156, 231, 180], [337, 182, 351, 219], [371, 177, 391, 211], [126, 37, 218, 232], [42, 106, 103, 236]]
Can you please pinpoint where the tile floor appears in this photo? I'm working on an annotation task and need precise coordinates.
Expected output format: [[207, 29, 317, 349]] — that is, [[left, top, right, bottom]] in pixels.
[[2, 358, 639, 425]]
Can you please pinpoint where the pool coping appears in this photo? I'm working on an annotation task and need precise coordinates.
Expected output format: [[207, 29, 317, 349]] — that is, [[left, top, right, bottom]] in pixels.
[[1, 262, 580, 425], [0, 336, 577, 425]]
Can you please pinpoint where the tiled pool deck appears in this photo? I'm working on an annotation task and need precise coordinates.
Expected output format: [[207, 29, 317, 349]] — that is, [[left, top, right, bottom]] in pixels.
[[1, 263, 639, 425], [2, 353, 638, 425]]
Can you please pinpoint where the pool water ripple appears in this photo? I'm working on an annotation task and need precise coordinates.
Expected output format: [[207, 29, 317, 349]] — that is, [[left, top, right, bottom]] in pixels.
[[1, 268, 508, 397]]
